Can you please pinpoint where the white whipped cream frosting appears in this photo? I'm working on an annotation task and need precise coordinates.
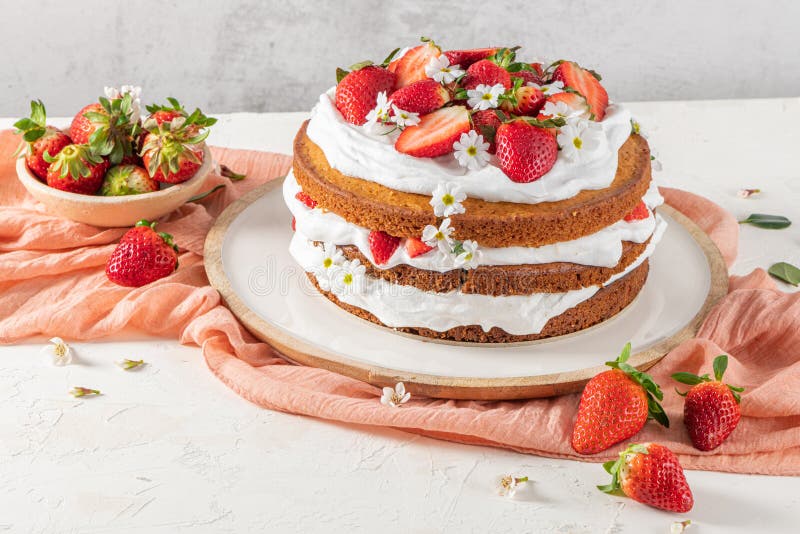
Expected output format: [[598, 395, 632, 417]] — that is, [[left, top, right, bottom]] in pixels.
[[290, 216, 666, 335], [285, 172, 664, 270], [305, 88, 634, 204]]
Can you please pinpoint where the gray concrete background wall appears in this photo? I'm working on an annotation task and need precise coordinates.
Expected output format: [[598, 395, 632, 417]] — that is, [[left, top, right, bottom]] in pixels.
[[1, 0, 799, 116]]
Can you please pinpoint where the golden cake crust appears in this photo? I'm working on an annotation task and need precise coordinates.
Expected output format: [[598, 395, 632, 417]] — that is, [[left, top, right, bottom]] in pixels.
[[309, 260, 649, 343], [335, 238, 650, 295], [293, 121, 652, 248]]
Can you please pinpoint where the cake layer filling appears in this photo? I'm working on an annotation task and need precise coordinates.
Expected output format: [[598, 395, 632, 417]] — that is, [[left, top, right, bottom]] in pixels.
[[285, 172, 665, 270], [306, 88, 633, 205], [289, 219, 666, 335]]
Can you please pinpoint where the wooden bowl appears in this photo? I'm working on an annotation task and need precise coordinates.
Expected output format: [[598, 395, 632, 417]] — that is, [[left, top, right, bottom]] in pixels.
[[15, 145, 213, 228]]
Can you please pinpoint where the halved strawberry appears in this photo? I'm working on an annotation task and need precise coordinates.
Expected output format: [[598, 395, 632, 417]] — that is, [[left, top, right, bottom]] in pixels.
[[501, 85, 545, 116], [368, 230, 401, 264], [462, 59, 512, 90], [335, 65, 397, 125], [536, 92, 591, 121], [471, 109, 502, 153], [390, 79, 451, 115], [388, 40, 441, 88], [495, 118, 558, 183], [624, 201, 649, 222], [551, 61, 608, 120], [443, 48, 498, 68], [395, 106, 470, 158], [295, 191, 318, 209], [405, 237, 434, 258]]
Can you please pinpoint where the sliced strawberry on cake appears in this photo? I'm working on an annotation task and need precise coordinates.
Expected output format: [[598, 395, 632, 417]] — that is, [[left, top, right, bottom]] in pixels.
[[551, 61, 609, 120], [405, 237, 434, 258], [388, 39, 441, 88], [624, 201, 650, 221], [395, 105, 470, 158], [536, 92, 592, 121], [443, 48, 498, 68], [368, 230, 401, 265]]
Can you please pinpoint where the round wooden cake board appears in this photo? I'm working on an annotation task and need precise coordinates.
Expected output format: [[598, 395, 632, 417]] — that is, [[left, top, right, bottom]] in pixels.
[[205, 179, 728, 400]]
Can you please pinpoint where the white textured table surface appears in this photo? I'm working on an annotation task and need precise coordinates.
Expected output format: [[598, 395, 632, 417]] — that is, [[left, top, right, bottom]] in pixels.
[[1, 99, 799, 534]]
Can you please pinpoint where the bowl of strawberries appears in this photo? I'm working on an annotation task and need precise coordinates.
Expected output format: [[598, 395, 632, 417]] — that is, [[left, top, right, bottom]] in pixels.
[[14, 88, 217, 228]]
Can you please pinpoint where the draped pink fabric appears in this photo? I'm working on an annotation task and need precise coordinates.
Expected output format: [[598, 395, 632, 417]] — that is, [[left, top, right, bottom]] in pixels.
[[1, 130, 797, 475]]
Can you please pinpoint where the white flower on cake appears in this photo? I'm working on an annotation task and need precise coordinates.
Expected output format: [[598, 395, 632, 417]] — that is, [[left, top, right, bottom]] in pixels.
[[364, 91, 393, 134], [422, 218, 455, 254], [425, 55, 464, 84], [328, 258, 366, 296], [104, 85, 142, 123], [540, 100, 586, 121], [498, 475, 529, 498], [530, 80, 565, 95], [453, 130, 490, 170], [467, 83, 505, 111], [42, 337, 72, 366], [380, 382, 411, 407], [557, 119, 604, 163], [454, 240, 481, 269], [391, 105, 420, 128], [311, 242, 344, 290], [430, 182, 466, 217]]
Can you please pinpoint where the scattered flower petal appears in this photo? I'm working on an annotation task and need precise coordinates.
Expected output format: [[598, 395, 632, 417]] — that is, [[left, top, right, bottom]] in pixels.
[[70, 387, 101, 398], [670, 520, 692, 534], [424, 55, 465, 84], [453, 130, 491, 170], [380, 382, 411, 407], [467, 83, 506, 111], [498, 474, 529, 497], [737, 188, 761, 199], [430, 182, 467, 217], [42, 337, 72, 367]]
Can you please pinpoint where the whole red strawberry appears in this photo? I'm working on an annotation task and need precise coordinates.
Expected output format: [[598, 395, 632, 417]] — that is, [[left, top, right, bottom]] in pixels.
[[140, 110, 213, 184], [673, 354, 744, 451], [13, 100, 71, 180], [69, 93, 140, 164], [335, 65, 397, 125], [145, 97, 217, 131], [100, 165, 159, 196], [551, 61, 609, 120], [106, 220, 179, 287], [599, 443, 694, 513], [495, 118, 560, 183], [368, 230, 401, 265], [44, 144, 109, 195], [571, 343, 669, 455], [500, 84, 545, 116], [462, 59, 512, 90], [390, 79, 451, 115]]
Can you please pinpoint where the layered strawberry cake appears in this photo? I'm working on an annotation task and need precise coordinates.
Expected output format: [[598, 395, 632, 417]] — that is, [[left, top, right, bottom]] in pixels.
[[285, 40, 665, 343]]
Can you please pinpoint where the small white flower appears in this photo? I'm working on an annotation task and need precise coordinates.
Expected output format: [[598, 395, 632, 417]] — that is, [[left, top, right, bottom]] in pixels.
[[670, 520, 692, 534], [467, 83, 505, 111], [380, 382, 411, 407], [453, 240, 481, 269], [540, 100, 588, 121], [430, 182, 467, 217], [498, 475, 528, 497], [328, 259, 366, 296], [364, 91, 392, 132], [530, 80, 565, 95], [422, 218, 455, 254], [557, 119, 604, 163], [453, 131, 491, 170], [424, 55, 465, 84], [42, 337, 72, 366], [311, 242, 344, 291], [737, 188, 761, 198], [390, 105, 420, 128]]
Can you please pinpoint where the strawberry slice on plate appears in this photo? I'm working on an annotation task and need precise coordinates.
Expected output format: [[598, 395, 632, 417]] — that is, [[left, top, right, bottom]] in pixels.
[[551, 61, 609, 120], [395, 105, 470, 158]]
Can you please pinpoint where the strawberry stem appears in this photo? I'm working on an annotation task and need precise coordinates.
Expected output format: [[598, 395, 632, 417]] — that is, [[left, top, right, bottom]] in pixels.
[[605, 343, 670, 428]]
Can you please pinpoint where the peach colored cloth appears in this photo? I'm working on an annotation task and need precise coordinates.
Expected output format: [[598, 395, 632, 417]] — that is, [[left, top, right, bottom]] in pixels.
[[1, 130, 798, 475]]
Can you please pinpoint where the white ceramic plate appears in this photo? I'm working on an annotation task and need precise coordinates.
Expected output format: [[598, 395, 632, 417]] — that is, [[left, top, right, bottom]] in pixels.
[[206, 181, 727, 399]]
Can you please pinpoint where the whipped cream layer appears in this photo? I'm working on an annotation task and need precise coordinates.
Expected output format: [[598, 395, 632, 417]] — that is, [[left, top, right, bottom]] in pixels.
[[305, 88, 633, 204], [290, 216, 666, 335], [285, 172, 664, 270]]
